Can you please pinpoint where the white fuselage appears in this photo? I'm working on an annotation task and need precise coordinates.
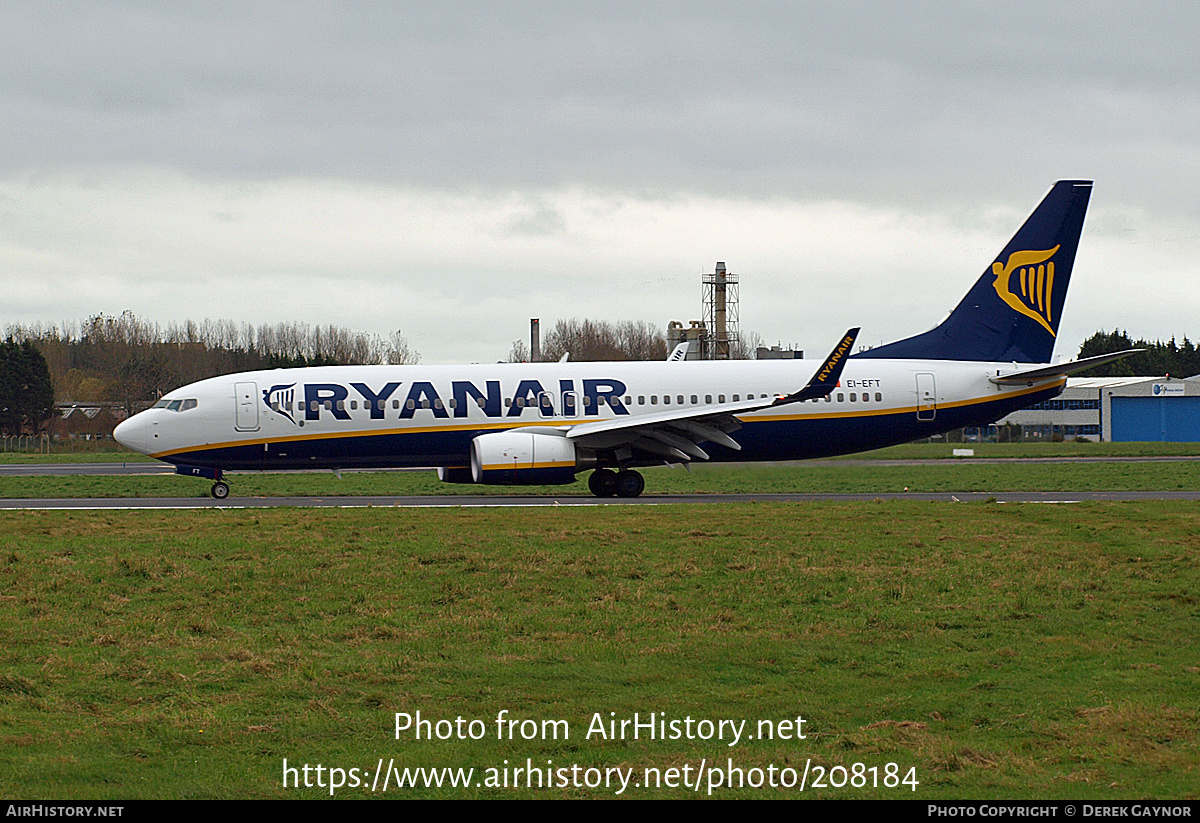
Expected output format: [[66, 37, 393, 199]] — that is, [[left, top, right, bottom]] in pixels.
[[114, 357, 1062, 470]]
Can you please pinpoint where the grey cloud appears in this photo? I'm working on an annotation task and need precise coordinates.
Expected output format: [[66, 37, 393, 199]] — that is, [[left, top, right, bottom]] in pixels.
[[4, 2, 1199, 208]]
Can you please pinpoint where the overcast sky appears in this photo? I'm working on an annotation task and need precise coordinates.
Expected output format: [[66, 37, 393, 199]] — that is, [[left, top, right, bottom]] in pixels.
[[3, 1, 1197, 363]]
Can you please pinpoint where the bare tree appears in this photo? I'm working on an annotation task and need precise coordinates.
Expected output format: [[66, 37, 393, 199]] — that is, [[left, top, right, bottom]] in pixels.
[[9, 312, 422, 402], [386, 329, 420, 364]]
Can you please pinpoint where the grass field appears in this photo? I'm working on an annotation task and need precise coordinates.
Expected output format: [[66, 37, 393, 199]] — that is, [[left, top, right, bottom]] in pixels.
[[2, 502, 1197, 799]]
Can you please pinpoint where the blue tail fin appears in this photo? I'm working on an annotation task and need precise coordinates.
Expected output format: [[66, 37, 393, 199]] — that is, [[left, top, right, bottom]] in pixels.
[[854, 180, 1092, 363]]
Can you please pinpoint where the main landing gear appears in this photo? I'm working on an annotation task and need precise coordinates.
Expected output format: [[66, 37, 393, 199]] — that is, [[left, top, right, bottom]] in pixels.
[[588, 468, 645, 498], [211, 480, 230, 499]]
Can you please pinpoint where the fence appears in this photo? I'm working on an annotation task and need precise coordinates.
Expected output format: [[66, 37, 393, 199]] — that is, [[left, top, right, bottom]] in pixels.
[[1, 435, 51, 453]]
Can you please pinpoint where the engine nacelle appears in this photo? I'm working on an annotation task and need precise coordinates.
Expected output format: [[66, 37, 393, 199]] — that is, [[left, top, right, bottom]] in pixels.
[[470, 431, 580, 485], [436, 466, 475, 484]]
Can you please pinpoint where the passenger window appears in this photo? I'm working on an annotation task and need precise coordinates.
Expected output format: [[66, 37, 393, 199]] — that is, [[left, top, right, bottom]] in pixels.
[[407, 399, 416, 410], [849, 393, 856, 402], [837, 394, 844, 402], [638, 396, 645, 405], [733, 394, 739, 402], [691, 395, 698, 404], [650, 396, 658, 405], [718, 395, 725, 403], [875, 392, 882, 402], [677, 395, 684, 404], [706, 395, 713, 404]]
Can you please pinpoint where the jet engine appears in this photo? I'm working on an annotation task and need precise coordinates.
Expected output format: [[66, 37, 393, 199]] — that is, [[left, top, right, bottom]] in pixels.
[[469, 430, 580, 485]]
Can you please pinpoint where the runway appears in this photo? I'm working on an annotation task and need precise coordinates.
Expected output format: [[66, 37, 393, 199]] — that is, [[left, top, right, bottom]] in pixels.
[[3, 489, 1200, 510], [3, 454, 1199, 477], [3, 455, 1198, 509]]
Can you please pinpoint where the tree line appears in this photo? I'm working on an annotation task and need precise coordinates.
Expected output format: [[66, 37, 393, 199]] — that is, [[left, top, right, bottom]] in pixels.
[[7, 312, 418, 413], [5, 315, 1194, 435], [1076, 330, 1200, 378]]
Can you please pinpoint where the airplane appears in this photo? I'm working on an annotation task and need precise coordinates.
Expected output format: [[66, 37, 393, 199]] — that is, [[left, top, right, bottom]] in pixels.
[[114, 180, 1136, 499]]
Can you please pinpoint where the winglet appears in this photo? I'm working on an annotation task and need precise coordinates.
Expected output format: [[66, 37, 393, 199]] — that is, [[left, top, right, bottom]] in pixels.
[[775, 327, 860, 405]]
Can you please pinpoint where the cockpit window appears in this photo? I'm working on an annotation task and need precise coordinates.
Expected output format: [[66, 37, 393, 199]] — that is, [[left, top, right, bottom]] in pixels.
[[153, 398, 198, 412]]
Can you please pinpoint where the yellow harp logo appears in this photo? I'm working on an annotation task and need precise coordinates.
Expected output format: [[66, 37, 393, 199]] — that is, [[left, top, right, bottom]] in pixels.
[[991, 245, 1060, 336]]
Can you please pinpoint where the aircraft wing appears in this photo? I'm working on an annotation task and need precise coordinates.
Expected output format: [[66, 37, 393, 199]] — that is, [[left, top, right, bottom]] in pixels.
[[989, 349, 1143, 385], [566, 329, 859, 462]]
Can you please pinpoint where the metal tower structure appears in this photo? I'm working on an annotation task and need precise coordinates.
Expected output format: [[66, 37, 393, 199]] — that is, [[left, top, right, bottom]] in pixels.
[[702, 262, 739, 359]]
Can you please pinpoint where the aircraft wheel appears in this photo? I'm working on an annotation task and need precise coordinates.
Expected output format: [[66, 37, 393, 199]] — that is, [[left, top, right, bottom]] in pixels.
[[614, 469, 645, 498], [211, 481, 230, 499], [588, 468, 618, 497]]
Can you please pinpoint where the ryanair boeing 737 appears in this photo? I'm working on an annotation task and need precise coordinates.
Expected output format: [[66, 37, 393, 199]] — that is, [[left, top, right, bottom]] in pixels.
[[115, 180, 1133, 499]]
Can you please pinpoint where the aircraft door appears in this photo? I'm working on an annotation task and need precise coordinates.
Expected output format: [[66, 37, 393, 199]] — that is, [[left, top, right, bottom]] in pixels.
[[235, 381, 260, 431], [561, 391, 578, 419], [915, 373, 936, 421]]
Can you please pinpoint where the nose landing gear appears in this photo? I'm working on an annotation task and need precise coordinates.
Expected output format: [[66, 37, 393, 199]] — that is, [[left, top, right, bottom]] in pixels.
[[174, 464, 230, 500]]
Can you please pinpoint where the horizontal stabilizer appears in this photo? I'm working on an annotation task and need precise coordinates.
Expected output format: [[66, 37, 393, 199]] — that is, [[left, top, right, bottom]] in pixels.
[[990, 349, 1143, 384]]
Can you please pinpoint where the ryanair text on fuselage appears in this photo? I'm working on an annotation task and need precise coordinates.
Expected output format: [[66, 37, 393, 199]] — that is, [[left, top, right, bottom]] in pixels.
[[270, 378, 632, 424]]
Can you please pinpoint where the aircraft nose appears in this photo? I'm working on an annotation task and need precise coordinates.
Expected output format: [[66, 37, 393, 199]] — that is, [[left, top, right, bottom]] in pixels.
[[113, 413, 150, 454]]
